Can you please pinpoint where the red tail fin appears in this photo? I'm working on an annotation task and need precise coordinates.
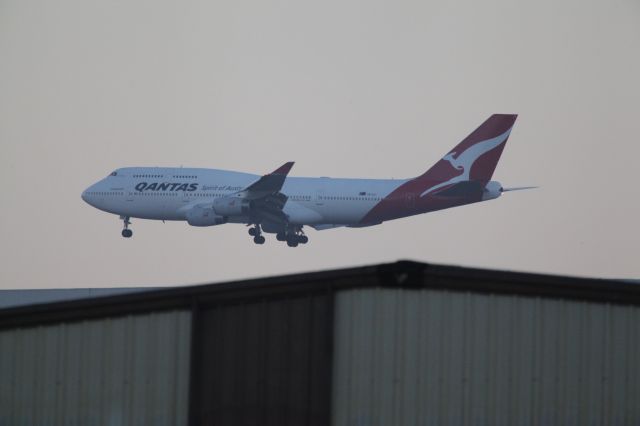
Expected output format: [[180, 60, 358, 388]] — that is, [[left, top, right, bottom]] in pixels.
[[360, 114, 518, 223], [419, 114, 517, 189]]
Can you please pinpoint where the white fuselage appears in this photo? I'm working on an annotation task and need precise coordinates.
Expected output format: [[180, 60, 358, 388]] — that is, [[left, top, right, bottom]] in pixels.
[[82, 167, 407, 227]]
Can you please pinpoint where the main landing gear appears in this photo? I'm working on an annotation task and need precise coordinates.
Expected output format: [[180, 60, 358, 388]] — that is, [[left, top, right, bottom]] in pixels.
[[276, 229, 308, 247], [248, 225, 265, 245], [249, 224, 309, 247], [121, 216, 133, 238]]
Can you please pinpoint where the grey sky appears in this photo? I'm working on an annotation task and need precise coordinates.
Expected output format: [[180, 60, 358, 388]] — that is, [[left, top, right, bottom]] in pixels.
[[1, 0, 638, 289]]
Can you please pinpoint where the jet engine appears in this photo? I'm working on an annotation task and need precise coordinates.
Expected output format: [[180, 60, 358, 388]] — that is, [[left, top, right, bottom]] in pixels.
[[213, 197, 251, 216], [482, 181, 503, 201], [186, 206, 227, 227]]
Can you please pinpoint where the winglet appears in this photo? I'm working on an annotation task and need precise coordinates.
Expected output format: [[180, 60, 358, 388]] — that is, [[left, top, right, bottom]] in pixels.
[[271, 162, 295, 175]]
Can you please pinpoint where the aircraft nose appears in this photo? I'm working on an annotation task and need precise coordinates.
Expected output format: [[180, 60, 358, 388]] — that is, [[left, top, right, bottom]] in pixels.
[[81, 184, 96, 205]]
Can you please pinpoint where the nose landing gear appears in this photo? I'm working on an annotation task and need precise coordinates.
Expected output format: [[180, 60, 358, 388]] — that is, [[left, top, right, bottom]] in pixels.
[[121, 216, 133, 238]]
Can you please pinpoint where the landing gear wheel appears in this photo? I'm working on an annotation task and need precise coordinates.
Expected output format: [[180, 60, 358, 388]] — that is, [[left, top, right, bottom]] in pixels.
[[120, 216, 132, 238], [298, 235, 308, 244], [248, 225, 262, 238], [286, 238, 299, 247], [253, 235, 265, 245], [276, 232, 286, 241]]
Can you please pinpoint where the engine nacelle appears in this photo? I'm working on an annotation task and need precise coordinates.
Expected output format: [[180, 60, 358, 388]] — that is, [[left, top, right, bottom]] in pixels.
[[212, 197, 251, 216], [186, 206, 227, 227], [482, 181, 503, 201]]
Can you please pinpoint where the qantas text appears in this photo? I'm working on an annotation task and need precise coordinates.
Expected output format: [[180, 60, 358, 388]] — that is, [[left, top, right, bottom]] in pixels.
[[135, 182, 198, 192]]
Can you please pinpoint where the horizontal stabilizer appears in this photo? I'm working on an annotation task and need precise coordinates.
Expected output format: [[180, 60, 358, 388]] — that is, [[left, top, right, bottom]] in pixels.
[[501, 186, 538, 192]]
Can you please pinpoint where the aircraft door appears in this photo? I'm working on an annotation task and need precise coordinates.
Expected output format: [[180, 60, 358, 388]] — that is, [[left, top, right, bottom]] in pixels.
[[315, 189, 324, 206]]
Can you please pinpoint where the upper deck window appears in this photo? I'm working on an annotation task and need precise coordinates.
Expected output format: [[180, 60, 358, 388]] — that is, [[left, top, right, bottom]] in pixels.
[[110, 171, 118, 176]]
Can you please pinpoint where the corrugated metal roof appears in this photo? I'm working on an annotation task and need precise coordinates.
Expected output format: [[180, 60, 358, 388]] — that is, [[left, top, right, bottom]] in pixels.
[[0, 261, 638, 330], [0, 310, 191, 426], [0, 288, 160, 309], [332, 288, 640, 426], [193, 294, 333, 425], [1, 262, 639, 426]]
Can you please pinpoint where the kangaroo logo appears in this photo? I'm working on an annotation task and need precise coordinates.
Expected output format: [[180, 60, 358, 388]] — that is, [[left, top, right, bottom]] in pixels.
[[419, 128, 512, 198]]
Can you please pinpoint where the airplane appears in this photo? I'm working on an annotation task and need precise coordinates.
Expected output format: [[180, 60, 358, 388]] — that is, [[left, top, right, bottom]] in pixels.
[[81, 114, 533, 247]]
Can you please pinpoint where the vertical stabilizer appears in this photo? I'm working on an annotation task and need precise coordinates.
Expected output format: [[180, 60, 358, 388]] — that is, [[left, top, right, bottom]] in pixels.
[[417, 114, 517, 196], [359, 114, 518, 224]]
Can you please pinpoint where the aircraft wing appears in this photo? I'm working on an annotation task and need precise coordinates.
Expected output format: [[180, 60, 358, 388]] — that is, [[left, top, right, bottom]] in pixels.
[[238, 162, 295, 200], [225, 162, 295, 226]]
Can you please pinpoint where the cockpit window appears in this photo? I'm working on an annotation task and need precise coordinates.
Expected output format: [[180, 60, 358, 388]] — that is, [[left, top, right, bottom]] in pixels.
[[110, 171, 118, 176]]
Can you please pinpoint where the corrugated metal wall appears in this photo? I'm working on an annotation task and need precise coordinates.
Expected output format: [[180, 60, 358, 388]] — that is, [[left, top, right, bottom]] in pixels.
[[0, 310, 191, 426], [332, 288, 640, 426], [195, 294, 333, 426]]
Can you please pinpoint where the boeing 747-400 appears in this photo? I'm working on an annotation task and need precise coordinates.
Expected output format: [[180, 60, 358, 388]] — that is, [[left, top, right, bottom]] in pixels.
[[82, 114, 533, 246]]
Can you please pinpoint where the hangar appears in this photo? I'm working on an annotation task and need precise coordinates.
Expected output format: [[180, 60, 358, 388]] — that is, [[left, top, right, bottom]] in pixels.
[[1, 261, 639, 425]]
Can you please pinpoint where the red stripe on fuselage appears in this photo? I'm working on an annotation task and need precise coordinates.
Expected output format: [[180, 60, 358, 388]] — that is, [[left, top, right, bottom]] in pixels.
[[359, 180, 483, 224]]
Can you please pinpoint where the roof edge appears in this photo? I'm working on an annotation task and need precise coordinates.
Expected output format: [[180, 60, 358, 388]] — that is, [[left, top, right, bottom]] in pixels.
[[0, 260, 637, 330]]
